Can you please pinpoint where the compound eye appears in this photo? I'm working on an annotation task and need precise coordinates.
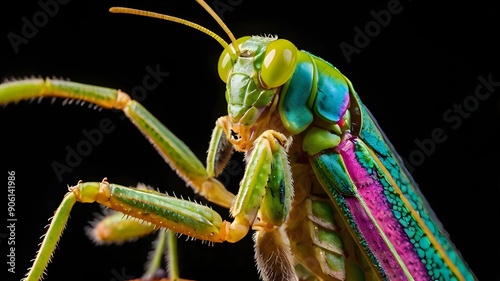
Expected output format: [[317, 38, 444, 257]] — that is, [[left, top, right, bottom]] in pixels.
[[261, 39, 298, 88], [217, 36, 251, 83]]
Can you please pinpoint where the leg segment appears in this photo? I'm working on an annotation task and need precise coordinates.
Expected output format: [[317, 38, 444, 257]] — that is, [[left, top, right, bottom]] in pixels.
[[84, 179, 229, 242], [23, 178, 233, 281], [86, 185, 179, 280], [0, 78, 235, 208], [224, 130, 292, 243], [86, 184, 158, 245]]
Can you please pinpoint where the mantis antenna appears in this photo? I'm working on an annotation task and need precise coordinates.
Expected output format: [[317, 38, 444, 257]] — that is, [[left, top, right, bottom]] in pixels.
[[109, 0, 241, 54], [194, 0, 240, 54]]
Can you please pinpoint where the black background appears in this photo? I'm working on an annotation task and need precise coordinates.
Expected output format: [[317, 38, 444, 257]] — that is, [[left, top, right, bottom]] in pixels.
[[1, 1, 499, 281]]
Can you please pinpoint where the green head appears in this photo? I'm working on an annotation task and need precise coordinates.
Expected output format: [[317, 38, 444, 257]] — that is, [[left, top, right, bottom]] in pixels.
[[110, 2, 298, 128], [218, 36, 298, 126]]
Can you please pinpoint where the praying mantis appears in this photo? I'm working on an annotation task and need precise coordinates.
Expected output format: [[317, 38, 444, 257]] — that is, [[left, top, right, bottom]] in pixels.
[[1, 1, 498, 280]]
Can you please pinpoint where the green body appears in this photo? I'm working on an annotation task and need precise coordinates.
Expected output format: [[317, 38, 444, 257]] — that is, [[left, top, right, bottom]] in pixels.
[[219, 35, 476, 280], [281, 49, 475, 280]]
